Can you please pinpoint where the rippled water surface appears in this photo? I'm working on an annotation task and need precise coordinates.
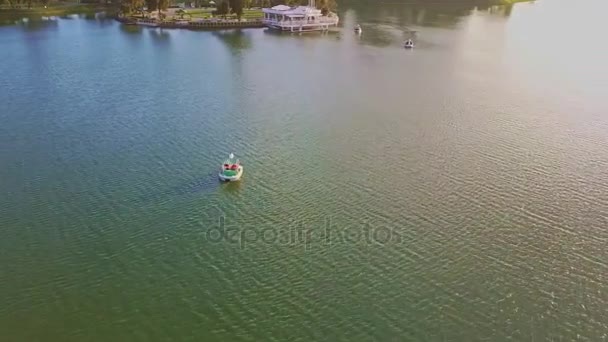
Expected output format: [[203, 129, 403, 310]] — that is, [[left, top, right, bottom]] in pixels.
[[1, 0, 608, 340]]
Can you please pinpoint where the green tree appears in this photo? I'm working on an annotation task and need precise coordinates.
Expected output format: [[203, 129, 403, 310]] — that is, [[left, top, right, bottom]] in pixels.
[[157, 0, 168, 18], [316, 0, 336, 15], [229, 0, 243, 19], [121, 0, 145, 14], [146, 0, 158, 12], [214, 0, 229, 16]]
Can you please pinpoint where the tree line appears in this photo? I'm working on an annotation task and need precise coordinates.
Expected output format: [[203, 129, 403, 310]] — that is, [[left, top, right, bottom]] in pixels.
[[272, 0, 337, 15], [0, 0, 112, 9], [1, 0, 50, 8], [210, 0, 337, 18], [0, 0, 337, 18]]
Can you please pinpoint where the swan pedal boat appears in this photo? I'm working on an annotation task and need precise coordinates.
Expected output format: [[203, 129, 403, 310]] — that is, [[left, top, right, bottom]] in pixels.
[[219, 155, 243, 182]]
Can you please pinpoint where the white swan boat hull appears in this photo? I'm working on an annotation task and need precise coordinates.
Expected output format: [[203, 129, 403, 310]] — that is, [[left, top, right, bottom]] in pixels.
[[218, 167, 243, 182]]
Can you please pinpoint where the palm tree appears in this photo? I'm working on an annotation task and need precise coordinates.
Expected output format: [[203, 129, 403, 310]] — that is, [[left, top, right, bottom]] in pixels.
[[158, 0, 168, 20]]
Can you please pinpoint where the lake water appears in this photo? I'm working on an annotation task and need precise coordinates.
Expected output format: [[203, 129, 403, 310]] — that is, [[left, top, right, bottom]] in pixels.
[[1, 0, 608, 340]]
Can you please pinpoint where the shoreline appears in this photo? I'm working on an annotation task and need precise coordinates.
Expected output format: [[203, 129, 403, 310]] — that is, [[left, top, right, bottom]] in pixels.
[[116, 16, 265, 30], [0, 4, 267, 30]]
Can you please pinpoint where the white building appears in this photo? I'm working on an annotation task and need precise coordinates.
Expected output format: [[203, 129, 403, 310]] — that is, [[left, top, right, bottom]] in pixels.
[[262, 1, 339, 32]]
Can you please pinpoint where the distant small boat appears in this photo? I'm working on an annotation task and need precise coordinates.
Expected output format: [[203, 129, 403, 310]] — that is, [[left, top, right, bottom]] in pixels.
[[404, 39, 415, 48], [354, 24, 362, 33], [218, 153, 243, 182]]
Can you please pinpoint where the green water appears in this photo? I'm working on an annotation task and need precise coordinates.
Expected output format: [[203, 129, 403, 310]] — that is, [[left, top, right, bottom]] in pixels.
[[1, 0, 608, 340]]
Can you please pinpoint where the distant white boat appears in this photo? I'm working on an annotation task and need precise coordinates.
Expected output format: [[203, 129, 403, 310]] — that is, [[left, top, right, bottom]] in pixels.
[[404, 39, 415, 48], [354, 24, 362, 34]]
